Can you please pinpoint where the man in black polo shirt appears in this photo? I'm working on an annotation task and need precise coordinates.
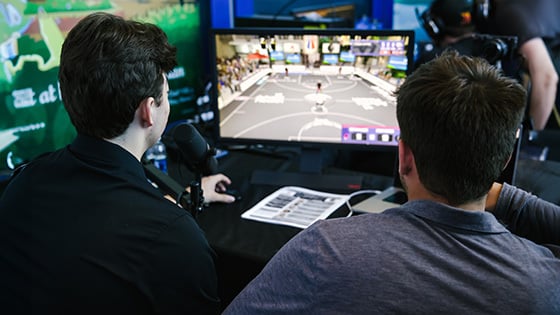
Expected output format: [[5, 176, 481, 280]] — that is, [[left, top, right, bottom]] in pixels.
[[0, 12, 234, 314]]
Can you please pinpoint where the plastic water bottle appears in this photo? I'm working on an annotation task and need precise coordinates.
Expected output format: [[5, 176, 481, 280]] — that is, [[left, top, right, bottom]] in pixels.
[[145, 139, 168, 174]]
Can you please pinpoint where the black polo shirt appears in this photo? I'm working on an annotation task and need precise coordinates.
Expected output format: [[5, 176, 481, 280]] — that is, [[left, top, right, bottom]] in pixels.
[[0, 134, 220, 314]]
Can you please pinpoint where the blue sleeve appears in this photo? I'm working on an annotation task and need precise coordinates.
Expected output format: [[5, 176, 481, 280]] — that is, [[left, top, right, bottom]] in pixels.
[[494, 183, 560, 245]]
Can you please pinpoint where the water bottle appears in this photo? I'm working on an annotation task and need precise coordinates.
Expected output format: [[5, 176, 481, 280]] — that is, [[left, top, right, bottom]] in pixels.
[[145, 139, 168, 174]]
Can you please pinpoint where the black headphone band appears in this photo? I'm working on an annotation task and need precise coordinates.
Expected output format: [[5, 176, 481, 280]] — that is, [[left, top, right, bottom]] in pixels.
[[419, 0, 490, 39]]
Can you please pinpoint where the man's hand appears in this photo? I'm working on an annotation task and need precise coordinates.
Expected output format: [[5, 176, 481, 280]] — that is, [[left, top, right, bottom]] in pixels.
[[201, 173, 236, 204]]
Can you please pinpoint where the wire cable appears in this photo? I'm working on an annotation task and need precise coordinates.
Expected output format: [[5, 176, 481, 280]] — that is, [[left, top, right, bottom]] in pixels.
[[344, 189, 381, 217]]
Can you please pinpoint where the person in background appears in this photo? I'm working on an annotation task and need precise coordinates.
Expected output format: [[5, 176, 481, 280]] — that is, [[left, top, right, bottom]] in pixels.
[[0, 12, 234, 314], [414, 0, 480, 69], [484, 0, 560, 131], [416, 0, 560, 131], [223, 51, 560, 314]]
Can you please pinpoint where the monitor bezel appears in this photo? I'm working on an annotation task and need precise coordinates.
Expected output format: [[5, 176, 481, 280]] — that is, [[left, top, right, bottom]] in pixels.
[[209, 27, 415, 153]]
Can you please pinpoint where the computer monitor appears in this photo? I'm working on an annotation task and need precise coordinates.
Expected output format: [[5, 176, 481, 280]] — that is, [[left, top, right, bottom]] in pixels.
[[210, 28, 415, 190], [0, 0, 208, 179]]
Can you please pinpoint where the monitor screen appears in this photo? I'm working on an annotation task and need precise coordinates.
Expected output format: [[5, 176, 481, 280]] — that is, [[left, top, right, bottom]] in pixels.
[[286, 53, 301, 64], [235, 2, 356, 28], [269, 50, 285, 61], [290, 2, 356, 27], [322, 53, 339, 65], [0, 0, 207, 177], [340, 51, 356, 63], [211, 28, 415, 152], [388, 55, 408, 71]]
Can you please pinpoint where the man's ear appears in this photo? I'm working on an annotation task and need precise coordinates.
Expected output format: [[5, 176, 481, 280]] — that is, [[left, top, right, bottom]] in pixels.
[[138, 97, 155, 128], [398, 139, 414, 176]]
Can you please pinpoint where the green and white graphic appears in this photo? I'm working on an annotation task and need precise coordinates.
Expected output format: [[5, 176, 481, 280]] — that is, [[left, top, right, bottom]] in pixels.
[[1, 0, 202, 171]]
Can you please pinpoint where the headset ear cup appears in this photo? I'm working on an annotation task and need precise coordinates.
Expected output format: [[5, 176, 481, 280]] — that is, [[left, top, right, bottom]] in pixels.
[[419, 9, 443, 40], [473, 0, 490, 25]]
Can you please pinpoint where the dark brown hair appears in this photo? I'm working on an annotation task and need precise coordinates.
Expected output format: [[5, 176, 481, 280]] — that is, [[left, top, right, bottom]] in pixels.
[[396, 50, 526, 205], [59, 12, 177, 139]]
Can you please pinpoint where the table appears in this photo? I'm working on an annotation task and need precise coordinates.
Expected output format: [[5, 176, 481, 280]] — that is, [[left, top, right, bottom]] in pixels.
[[168, 147, 394, 307]]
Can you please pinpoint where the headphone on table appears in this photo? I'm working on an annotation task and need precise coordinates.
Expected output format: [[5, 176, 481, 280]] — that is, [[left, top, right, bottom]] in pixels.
[[417, 0, 491, 40]]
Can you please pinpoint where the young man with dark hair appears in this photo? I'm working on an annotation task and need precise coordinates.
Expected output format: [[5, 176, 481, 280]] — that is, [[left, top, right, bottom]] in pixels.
[[223, 51, 560, 314], [0, 12, 234, 314]]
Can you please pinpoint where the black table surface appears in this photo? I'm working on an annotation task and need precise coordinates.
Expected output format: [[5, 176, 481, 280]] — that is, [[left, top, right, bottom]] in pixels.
[[170, 147, 395, 263], [168, 147, 396, 307]]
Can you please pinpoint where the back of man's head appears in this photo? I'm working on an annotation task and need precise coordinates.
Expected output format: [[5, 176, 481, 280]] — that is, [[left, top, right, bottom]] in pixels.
[[396, 50, 525, 206], [59, 12, 177, 140]]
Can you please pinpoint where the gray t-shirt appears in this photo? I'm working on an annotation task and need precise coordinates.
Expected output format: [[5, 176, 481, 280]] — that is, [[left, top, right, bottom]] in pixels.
[[224, 195, 560, 314]]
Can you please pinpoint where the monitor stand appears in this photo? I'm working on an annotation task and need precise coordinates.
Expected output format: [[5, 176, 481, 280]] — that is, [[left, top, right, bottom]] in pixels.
[[250, 147, 363, 191]]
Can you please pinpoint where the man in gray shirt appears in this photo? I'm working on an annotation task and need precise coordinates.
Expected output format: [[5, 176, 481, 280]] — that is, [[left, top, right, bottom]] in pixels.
[[224, 51, 560, 314]]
